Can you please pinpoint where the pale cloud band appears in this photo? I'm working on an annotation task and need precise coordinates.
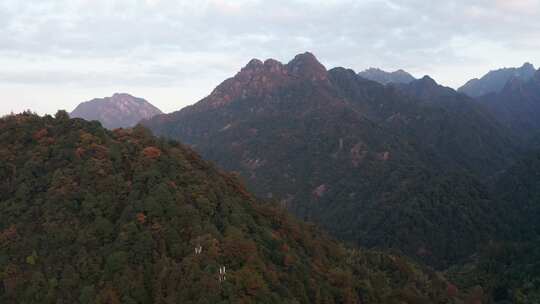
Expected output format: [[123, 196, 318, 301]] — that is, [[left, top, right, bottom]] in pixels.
[[0, 0, 539, 115]]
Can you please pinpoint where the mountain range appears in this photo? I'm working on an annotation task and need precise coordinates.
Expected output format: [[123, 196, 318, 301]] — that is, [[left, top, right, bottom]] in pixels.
[[477, 69, 540, 140], [70, 93, 162, 129], [3, 52, 540, 303], [142, 53, 520, 269]]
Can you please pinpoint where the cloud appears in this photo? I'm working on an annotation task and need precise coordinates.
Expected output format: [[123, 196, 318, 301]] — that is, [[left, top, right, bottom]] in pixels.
[[0, 0, 539, 115]]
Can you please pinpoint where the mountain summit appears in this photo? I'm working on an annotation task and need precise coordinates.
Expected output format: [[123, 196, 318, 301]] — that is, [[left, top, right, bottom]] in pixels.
[[195, 52, 328, 110], [70, 93, 162, 129]]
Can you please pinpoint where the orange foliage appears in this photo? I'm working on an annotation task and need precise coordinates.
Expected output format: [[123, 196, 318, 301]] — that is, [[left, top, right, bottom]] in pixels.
[[90, 143, 109, 159], [79, 131, 96, 144], [142, 146, 162, 159], [33, 128, 48, 140], [75, 147, 85, 158], [151, 222, 162, 231], [136, 213, 146, 224], [0, 225, 18, 244], [283, 254, 296, 267], [447, 283, 458, 298], [100, 287, 121, 304]]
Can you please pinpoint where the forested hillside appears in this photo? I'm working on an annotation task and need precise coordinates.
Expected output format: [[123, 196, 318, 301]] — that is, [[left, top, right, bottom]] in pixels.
[[0, 112, 466, 303], [143, 53, 517, 268], [447, 151, 540, 304]]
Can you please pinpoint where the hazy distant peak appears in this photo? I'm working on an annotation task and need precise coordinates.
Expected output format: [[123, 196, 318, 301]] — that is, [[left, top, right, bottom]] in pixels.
[[70, 93, 162, 129], [458, 62, 537, 97], [358, 68, 416, 85], [417, 75, 439, 87]]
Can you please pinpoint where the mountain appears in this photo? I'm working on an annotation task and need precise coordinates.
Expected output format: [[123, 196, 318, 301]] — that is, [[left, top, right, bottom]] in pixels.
[[0, 111, 465, 303], [477, 69, 540, 140], [143, 52, 517, 267], [70, 93, 162, 129], [458, 62, 536, 97], [358, 67, 416, 85]]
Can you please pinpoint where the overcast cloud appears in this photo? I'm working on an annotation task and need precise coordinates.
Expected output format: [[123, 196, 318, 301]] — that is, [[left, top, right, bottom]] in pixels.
[[1, 0, 539, 115]]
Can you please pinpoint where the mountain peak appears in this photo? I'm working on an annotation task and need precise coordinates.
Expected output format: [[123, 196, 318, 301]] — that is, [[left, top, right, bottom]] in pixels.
[[522, 62, 535, 70], [286, 52, 327, 80], [358, 67, 416, 85], [416, 75, 439, 88], [70, 93, 162, 129], [242, 58, 264, 71]]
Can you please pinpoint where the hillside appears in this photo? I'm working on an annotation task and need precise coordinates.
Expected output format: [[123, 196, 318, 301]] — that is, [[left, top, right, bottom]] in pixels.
[[447, 151, 540, 304], [70, 93, 162, 129], [0, 112, 465, 303], [143, 53, 516, 267]]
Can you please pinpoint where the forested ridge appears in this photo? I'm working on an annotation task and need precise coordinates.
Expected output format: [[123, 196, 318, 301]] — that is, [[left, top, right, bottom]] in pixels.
[[0, 112, 471, 303]]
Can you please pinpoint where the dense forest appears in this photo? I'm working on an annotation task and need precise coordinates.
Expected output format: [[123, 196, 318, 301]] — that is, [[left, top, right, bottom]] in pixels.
[[142, 54, 517, 269], [0, 112, 476, 303], [141, 53, 540, 303]]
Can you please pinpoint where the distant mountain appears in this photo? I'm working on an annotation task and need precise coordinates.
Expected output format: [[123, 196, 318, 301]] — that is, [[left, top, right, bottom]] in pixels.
[[477, 69, 540, 140], [458, 62, 536, 97], [358, 67, 416, 85], [70, 93, 162, 129], [144, 52, 517, 267], [0, 111, 462, 303]]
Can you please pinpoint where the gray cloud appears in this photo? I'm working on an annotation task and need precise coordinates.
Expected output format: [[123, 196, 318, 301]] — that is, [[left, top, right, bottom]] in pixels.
[[0, 0, 539, 115]]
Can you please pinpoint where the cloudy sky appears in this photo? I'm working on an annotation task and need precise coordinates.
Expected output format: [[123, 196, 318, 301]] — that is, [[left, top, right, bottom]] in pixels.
[[1, 0, 539, 115]]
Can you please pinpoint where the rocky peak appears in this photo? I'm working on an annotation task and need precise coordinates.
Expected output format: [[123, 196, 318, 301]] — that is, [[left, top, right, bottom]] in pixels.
[[286, 52, 328, 81], [203, 52, 327, 109]]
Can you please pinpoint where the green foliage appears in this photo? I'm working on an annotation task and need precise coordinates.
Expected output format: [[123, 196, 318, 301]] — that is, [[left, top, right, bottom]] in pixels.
[[0, 113, 458, 303], [143, 68, 516, 268]]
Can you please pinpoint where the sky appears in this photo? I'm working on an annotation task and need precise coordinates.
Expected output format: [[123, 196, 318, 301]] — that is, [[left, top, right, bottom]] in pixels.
[[1, 0, 540, 116]]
